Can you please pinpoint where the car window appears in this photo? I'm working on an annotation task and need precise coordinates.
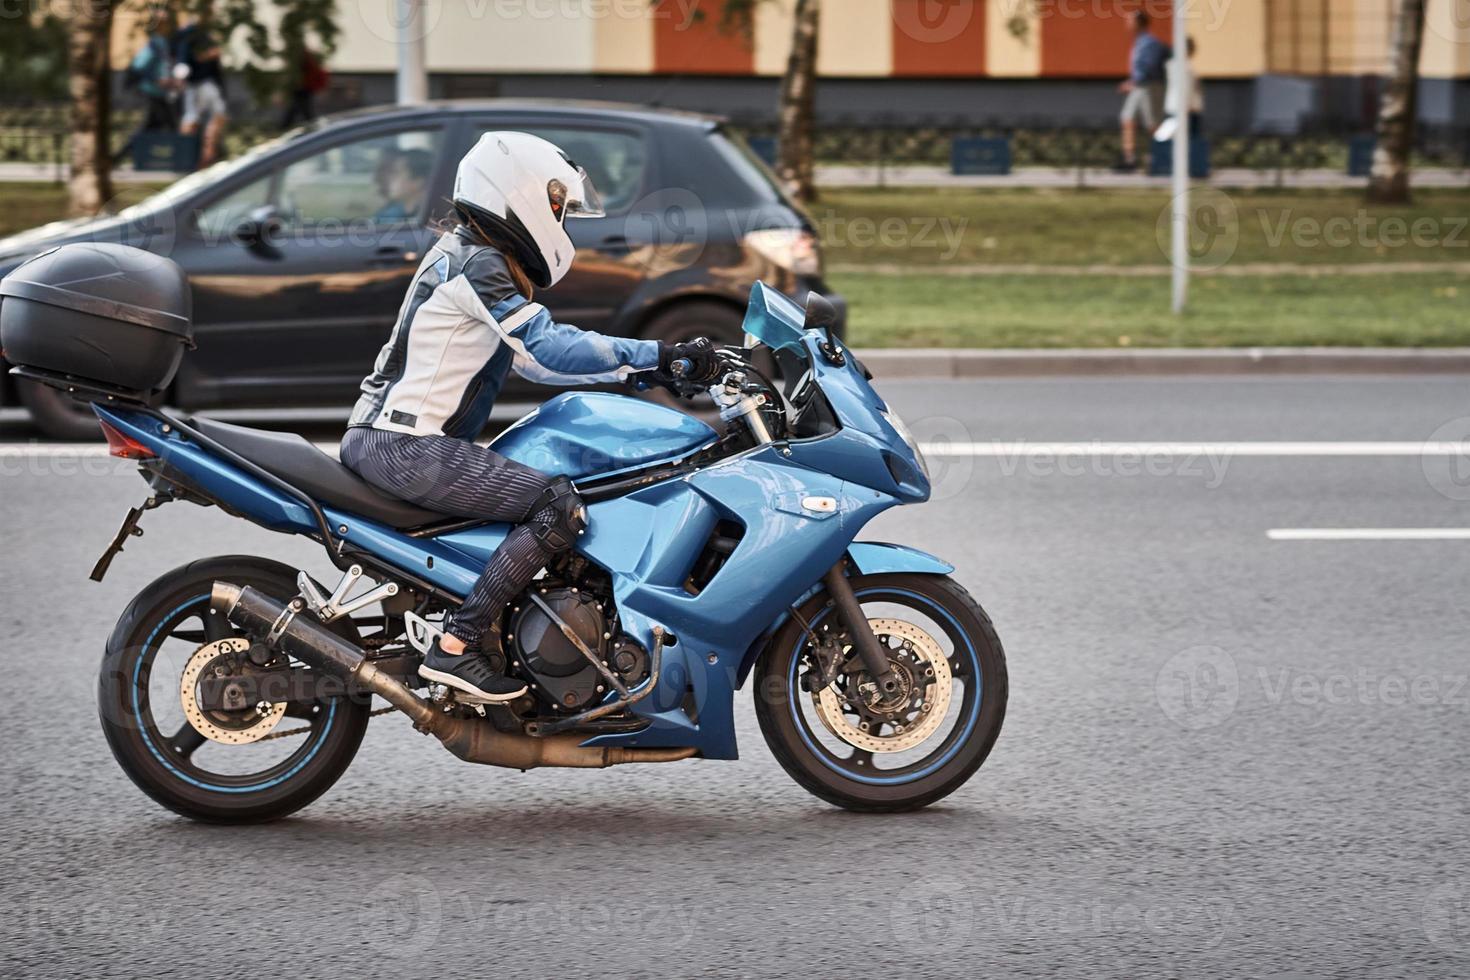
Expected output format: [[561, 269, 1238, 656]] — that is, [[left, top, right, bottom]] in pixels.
[[475, 125, 646, 215], [276, 129, 444, 229], [194, 175, 273, 240]]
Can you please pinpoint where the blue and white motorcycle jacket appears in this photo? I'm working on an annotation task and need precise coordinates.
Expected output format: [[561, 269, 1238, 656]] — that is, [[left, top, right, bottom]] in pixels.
[[348, 228, 660, 440]]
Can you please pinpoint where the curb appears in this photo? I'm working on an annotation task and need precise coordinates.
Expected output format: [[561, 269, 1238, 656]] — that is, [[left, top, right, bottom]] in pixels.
[[853, 347, 1470, 378]]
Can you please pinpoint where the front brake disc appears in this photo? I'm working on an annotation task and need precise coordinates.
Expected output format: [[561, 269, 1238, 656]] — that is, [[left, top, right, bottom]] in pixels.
[[811, 618, 952, 753]]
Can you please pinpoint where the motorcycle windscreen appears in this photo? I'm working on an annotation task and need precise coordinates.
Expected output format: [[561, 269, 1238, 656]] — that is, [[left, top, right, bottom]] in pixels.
[[741, 281, 809, 354]]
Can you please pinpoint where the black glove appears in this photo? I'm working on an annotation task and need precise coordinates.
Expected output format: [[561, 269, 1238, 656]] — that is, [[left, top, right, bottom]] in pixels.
[[657, 337, 722, 384]]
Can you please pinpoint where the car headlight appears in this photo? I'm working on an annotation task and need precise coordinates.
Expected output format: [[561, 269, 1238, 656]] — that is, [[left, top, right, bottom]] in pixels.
[[744, 228, 821, 277], [881, 408, 929, 480]]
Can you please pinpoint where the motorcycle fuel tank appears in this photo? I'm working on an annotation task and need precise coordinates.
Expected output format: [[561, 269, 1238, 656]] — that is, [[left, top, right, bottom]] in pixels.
[[489, 392, 717, 480]]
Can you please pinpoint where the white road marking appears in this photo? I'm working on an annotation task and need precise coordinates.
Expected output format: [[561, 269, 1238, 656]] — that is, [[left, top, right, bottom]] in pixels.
[[919, 441, 1470, 457], [1267, 528, 1470, 541]]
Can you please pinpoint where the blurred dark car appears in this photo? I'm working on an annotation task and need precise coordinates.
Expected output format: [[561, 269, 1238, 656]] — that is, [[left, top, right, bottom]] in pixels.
[[0, 100, 843, 438]]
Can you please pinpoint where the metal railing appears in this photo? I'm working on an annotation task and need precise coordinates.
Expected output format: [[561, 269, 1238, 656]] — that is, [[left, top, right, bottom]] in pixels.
[[729, 115, 1470, 179], [3, 102, 1467, 184]]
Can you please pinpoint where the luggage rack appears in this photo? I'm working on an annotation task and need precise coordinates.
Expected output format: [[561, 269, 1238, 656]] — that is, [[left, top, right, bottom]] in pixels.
[[9, 364, 155, 407]]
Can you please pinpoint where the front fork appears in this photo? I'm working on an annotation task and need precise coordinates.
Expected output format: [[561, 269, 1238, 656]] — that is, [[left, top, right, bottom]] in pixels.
[[822, 559, 901, 696]]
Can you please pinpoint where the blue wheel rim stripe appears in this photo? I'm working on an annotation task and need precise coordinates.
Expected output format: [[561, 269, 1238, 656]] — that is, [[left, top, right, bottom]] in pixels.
[[786, 587, 982, 786], [132, 594, 336, 794]]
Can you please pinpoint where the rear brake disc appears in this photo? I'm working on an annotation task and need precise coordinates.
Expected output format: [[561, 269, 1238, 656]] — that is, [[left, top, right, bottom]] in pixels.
[[178, 638, 286, 745]]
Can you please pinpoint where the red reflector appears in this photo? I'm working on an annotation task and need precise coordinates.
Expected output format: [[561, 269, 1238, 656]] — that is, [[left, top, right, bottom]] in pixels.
[[99, 421, 157, 460]]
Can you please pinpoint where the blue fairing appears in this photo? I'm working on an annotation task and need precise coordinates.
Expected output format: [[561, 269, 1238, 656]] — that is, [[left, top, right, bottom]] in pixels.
[[847, 542, 954, 576], [489, 392, 716, 480], [89, 282, 959, 764]]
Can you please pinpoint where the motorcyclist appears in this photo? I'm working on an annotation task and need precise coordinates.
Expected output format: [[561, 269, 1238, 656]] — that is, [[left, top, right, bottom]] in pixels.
[[341, 132, 722, 701]]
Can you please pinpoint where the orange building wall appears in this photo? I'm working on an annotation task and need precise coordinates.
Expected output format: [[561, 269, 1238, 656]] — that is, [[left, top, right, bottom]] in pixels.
[[891, 0, 987, 76], [651, 1, 755, 75], [1039, 1, 1173, 78]]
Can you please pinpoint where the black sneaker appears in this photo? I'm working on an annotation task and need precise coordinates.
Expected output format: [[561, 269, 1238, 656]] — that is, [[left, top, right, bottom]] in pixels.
[[418, 638, 527, 702]]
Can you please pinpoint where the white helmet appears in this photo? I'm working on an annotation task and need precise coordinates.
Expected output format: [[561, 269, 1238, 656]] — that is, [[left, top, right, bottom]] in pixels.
[[451, 131, 605, 289]]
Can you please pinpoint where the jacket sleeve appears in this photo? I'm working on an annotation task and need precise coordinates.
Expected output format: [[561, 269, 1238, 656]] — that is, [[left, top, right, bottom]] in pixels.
[[450, 248, 660, 386]]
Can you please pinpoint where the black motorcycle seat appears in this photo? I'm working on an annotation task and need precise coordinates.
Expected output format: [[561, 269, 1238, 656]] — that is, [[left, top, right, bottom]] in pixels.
[[189, 417, 447, 530]]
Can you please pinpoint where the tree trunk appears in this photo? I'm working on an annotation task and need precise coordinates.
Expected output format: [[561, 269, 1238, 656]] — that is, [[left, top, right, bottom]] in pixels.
[[776, 0, 820, 205], [1367, 0, 1426, 203], [67, 0, 115, 217]]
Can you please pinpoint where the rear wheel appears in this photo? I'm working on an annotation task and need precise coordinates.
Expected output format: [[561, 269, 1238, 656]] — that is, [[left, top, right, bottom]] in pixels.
[[754, 572, 1007, 812], [98, 556, 372, 823]]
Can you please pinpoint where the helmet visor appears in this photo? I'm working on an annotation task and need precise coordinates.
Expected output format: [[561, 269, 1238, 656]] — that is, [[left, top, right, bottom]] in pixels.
[[548, 166, 605, 223]]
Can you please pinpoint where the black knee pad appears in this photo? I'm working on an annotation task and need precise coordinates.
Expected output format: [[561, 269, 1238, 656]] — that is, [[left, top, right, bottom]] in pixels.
[[528, 476, 586, 553]]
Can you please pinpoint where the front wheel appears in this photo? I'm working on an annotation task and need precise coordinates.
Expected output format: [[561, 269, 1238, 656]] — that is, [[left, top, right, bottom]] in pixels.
[[754, 573, 1007, 812], [98, 556, 372, 823]]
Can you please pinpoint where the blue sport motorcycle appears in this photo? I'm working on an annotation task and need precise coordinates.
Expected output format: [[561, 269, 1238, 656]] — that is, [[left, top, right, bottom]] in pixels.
[[4, 247, 1006, 821]]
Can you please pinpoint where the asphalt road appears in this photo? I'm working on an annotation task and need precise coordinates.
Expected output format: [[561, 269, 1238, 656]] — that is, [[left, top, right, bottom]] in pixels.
[[2, 377, 1468, 979]]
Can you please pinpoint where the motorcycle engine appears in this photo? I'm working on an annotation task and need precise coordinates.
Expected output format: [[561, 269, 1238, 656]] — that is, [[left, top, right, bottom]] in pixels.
[[508, 586, 647, 711]]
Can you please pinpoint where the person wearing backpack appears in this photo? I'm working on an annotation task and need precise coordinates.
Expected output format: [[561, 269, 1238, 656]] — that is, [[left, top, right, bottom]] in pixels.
[[114, 7, 178, 167]]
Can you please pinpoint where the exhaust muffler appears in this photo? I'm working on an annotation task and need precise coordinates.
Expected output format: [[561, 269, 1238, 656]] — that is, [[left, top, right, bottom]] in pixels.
[[210, 582, 695, 770]]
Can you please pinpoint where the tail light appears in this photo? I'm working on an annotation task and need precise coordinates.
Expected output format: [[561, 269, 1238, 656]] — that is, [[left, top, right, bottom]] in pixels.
[[99, 420, 157, 459]]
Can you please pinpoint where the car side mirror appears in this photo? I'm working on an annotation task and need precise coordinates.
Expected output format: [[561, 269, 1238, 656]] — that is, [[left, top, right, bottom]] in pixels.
[[235, 205, 283, 255]]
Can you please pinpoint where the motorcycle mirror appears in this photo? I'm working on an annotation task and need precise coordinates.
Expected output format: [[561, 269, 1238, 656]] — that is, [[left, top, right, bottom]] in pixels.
[[805, 292, 846, 366], [804, 292, 838, 338]]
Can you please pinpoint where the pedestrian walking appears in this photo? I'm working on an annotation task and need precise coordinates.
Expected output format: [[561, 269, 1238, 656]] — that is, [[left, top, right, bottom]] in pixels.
[[113, 7, 177, 166], [174, 14, 229, 168], [1162, 36, 1204, 138], [280, 45, 330, 131], [1114, 11, 1170, 172]]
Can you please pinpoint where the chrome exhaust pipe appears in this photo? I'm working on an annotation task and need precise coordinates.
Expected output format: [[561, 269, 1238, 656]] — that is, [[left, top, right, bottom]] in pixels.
[[210, 582, 696, 770]]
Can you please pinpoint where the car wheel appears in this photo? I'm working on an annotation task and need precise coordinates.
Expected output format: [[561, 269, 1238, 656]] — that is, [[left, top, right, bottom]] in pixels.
[[17, 380, 103, 441]]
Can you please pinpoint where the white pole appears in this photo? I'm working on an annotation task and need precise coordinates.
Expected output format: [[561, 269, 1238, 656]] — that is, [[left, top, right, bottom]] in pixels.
[[396, 0, 429, 105], [1170, 0, 1190, 314]]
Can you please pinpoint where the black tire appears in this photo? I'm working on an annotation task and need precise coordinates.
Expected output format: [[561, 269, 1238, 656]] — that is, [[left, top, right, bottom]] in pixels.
[[754, 572, 1007, 813], [98, 556, 372, 823], [18, 380, 102, 441]]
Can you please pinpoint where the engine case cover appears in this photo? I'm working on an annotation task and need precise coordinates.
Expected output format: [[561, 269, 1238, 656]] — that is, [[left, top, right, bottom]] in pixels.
[[509, 588, 607, 711]]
